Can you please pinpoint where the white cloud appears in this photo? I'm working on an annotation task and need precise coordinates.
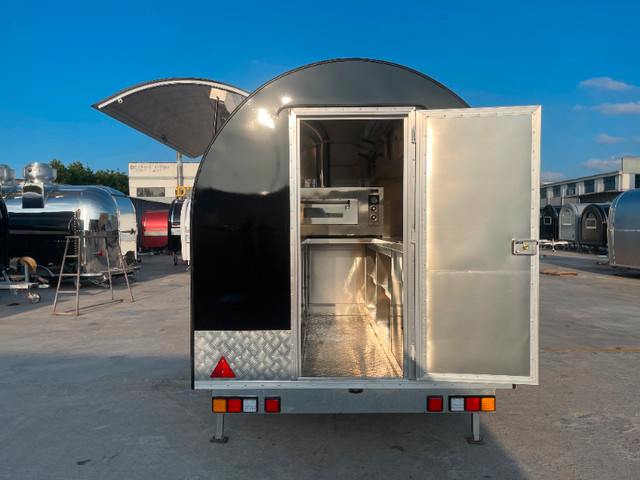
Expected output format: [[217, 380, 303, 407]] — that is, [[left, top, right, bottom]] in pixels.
[[596, 133, 624, 144], [578, 77, 634, 91], [582, 156, 622, 172], [593, 101, 640, 115], [541, 171, 566, 182]]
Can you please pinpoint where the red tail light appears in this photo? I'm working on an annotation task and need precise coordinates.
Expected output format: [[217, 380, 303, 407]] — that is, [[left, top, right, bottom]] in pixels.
[[465, 397, 481, 411], [427, 396, 443, 412], [264, 398, 281, 413]]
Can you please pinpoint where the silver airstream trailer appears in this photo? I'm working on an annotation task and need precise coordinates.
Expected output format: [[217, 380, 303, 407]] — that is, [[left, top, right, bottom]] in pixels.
[[95, 59, 540, 443], [608, 190, 640, 269], [3, 163, 138, 280], [579, 203, 610, 250], [558, 203, 587, 243]]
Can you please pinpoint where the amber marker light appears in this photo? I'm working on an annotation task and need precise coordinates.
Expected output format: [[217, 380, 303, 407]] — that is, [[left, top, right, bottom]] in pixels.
[[481, 397, 496, 412], [212, 398, 227, 413]]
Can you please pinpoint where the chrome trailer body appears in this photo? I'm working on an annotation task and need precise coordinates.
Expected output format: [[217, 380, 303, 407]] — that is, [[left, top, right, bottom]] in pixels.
[[608, 190, 640, 269], [3, 164, 138, 280]]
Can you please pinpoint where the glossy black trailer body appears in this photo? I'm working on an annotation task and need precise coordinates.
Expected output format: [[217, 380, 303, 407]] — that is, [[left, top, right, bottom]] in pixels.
[[191, 59, 468, 333], [540, 205, 561, 241], [168, 198, 184, 253], [0, 196, 9, 269], [8, 211, 77, 265], [580, 204, 610, 248]]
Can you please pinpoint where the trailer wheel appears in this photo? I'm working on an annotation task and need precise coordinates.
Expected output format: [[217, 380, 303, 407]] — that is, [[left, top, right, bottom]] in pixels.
[[27, 292, 41, 304]]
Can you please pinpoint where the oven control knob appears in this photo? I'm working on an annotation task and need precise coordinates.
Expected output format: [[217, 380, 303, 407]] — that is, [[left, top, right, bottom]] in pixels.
[[370, 205, 378, 212], [370, 214, 377, 221]]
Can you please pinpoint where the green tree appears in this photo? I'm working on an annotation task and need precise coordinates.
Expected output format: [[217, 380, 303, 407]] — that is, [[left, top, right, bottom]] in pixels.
[[94, 168, 129, 194], [49, 159, 129, 195]]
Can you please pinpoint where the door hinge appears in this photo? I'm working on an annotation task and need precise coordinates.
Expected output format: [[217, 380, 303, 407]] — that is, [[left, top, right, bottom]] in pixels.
[[411, 128, 416, 144]]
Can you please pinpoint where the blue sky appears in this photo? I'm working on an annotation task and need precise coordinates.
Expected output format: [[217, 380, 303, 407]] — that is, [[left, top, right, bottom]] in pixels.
[[0, 0, 638, 183]]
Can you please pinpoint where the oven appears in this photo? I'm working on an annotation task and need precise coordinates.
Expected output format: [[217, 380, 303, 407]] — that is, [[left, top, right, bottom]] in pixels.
[[300, 187, 383, 237]]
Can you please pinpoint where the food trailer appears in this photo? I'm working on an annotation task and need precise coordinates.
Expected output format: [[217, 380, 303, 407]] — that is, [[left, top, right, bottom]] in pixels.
[[579, 203, 610, 250], [540, 205, 561, 241], [3, 163, 138, 281], [95, 59, 540, 443], [558, 203, 587, 244], [608, 190, 640, 269]]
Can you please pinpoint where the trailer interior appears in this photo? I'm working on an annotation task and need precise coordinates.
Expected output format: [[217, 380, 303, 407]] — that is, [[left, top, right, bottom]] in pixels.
[[298, 117, 406, 378]]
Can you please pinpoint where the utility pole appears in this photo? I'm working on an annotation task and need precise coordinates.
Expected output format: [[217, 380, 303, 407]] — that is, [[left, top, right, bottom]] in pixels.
[[176, 151, 183, 198]]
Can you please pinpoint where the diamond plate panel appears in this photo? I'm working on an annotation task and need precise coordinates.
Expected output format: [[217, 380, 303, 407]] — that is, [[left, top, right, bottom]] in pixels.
[[194, 331, 295, 381]]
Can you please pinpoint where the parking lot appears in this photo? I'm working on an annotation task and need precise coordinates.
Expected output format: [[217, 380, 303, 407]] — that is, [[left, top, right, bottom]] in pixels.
[[1, 251, 639, 479]]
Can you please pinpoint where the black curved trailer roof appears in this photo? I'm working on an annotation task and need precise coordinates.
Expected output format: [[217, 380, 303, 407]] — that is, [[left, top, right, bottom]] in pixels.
[[192, 58, 469, 332]]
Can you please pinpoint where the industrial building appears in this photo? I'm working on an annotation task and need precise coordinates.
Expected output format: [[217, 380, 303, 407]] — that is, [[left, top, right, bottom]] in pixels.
[[540, 156, 640, 206], [128, 160, 199, 203]]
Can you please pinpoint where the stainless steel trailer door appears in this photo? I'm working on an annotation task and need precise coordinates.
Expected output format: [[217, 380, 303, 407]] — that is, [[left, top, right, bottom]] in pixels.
[[415, 106, 540, 385]]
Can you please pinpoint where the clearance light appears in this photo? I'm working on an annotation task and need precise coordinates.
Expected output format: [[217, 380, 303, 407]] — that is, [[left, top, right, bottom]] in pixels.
[[212, 398, 227, 413], [481, 397, 496, 412], [427, 396, 443, 412], [242, 398, 258, 413], [227, 398, 242, 413], [264, 397, 281, 413]]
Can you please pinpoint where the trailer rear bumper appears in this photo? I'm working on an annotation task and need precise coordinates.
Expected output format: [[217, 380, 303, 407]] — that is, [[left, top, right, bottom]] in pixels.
[[205, 385, 501, 415]]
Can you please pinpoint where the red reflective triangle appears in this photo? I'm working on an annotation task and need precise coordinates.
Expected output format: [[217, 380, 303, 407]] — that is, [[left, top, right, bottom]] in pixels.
[[210, 356, 235, 378]]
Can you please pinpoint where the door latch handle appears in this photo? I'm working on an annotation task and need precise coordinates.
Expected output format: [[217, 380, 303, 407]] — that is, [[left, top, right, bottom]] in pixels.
[[512, 239, 537, 255]]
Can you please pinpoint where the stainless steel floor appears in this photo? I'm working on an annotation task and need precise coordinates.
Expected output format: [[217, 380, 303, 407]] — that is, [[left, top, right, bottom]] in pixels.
[[301, 313, 403, 377]]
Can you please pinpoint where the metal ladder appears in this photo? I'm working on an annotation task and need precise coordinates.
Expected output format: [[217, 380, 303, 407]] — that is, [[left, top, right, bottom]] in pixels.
[[52, 234, 134, 316]]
